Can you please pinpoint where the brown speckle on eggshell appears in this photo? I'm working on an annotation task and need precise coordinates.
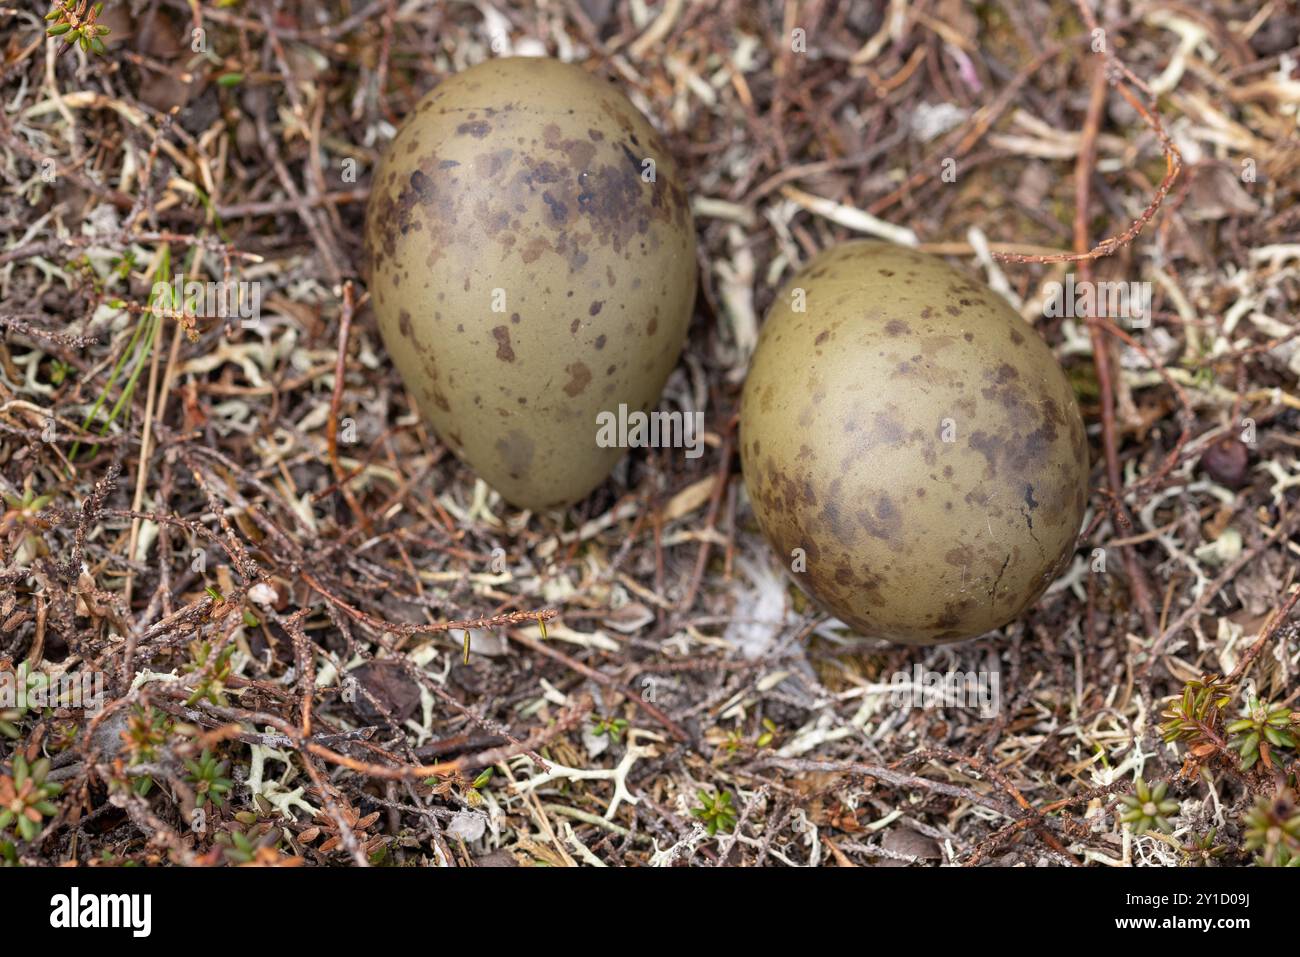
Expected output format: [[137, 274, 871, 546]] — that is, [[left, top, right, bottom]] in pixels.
[[739, 241, 1089, 645], [365, 57, 696, 509]]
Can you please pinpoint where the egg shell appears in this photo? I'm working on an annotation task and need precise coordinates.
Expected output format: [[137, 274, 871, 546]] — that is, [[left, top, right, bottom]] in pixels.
[[365, 57, 697, 509], [740, 241, 1090, 645]]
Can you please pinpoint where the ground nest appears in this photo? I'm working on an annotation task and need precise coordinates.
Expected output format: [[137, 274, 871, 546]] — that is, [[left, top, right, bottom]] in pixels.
[[0, 0, 1297, 867]]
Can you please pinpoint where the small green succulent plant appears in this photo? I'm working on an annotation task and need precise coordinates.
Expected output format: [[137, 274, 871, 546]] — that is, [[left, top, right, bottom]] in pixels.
[[1227, 697, 1297, 771], [692, 789, 738, 836], [0, 755, 62, 842], [184, 750, 234, 808], [1118, 777, 1179, 835]]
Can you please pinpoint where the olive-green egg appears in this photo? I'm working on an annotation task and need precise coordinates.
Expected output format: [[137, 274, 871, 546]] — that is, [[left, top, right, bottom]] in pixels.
[[739, 241, 1089, 645], [365, 57, 696, 510]]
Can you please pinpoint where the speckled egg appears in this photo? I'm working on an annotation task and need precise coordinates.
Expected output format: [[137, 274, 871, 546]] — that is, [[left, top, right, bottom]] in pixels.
[[365, 57, 696, 510], [739, 241, 1089, 645]]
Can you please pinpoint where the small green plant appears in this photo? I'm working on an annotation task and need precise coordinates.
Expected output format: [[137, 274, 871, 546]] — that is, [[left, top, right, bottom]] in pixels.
[[96, 849, 139, 867], [1159, 674, 1233, 769], [122, 705, 170, 764], [109, 249, 136, 281], [119, 705, 169, 798], [69, 244, 173, 465], [221, 829, 256, 863], [45, 1, 112, 56], [0, 664, 48, 739], [1274, 846, 1300, 866], [1227, 696, 1297, 771], [1243, 790, 1300, 867], [464, 767, 492, 807], [184, 750, 233, 808], [183, 638, 236, 707], [0, 755, 62, 842], [1, 486, 54, 523], [45, 719, 79, 753], [1118, 777, 1179, 835], [2, 485, 55, 564], [692, 789, 737, 836], [422, 768, 492, 808], [46, 358, 71, 386], [1180, 828, 1227, 866], [591, 716, 628, 741], [720, 718, 778, 756], [720, 728, 744, 754], [216, 824, 286, 865]]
